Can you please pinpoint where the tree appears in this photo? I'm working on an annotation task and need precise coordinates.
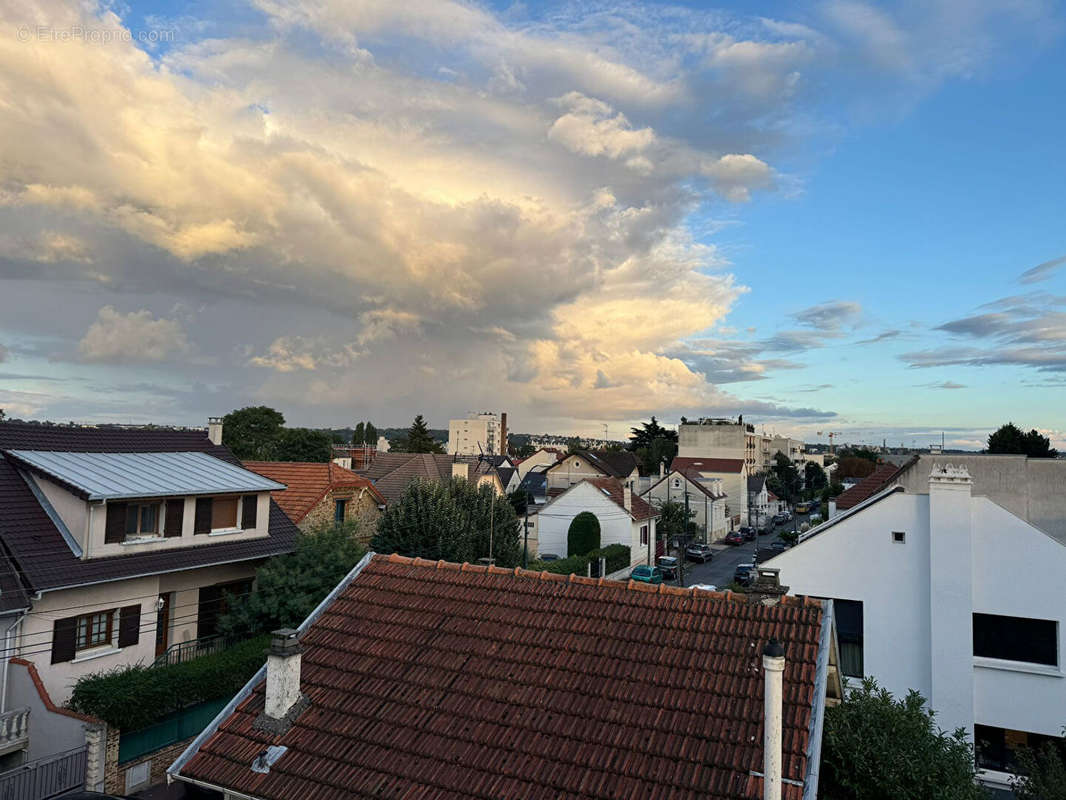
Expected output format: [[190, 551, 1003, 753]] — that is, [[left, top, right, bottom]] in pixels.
[[513, 442, 536, 459], [353, 422, 364, 445], [835, 456, 877, 481], [804, 461, 828, 494], [222, 406, 285, 460], [838, 446, 880, 463], [0, 409, 5, 421], [629, 417, 679, 475], [566, 511, 601, 556], [765, 453, 801, 505], [392, 414, 444, 453], [821, 678, 984, 800], [365, 421, 378, 444], [218, 521, 368, 638], [508, 487, 532, 516], [274, 427, 333, 462], [656, 499, 697, 542], [1012, 730, 1066, 800], [566, 437, 584, 454], [987, 422, 1058, 458], [372, 477, 521, 567]]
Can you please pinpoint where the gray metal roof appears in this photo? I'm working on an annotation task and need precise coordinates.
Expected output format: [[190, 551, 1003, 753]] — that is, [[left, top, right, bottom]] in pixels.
[[5, 450, 286, 501]]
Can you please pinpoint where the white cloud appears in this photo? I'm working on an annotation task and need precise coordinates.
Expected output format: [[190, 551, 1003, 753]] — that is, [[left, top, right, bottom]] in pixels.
[[548, 92, 656, 166], [77, 306, 190, 363]]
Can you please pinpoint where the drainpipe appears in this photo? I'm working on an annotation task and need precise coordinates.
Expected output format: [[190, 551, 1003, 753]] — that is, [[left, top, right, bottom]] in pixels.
[[1, 613, 25, 713], [763, 639, 785, 800]]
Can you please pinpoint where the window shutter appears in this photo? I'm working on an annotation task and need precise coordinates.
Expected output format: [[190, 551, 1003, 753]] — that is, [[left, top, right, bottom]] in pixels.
[[164, 500, 184, 538], [51, 616, 78, 664], [105, 503, 127, 544], [240, 495, 258, 530], [194, 498, 213, 534], [118, 605, 141, 648]]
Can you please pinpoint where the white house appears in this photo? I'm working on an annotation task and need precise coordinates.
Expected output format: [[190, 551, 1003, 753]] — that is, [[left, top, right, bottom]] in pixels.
[[747, 475, 786, 526], [535, 478, 658, 568], [544, 450, 639, 493], [641, 470, 728, 541], [670, 457, 747, 530], [767, 464, 1066, 790]]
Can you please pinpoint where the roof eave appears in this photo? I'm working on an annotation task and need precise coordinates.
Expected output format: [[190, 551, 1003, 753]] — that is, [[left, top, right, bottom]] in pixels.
[[802, 599, 833, 800]]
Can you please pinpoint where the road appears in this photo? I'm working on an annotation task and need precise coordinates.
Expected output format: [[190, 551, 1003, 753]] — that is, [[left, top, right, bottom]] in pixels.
[[674, 516, 810, 589]]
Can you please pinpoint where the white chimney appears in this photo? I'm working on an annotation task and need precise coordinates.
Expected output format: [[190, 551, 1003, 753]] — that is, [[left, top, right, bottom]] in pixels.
[[828, 498, 837, 519], [207, 416, 223, 446], [763, 639, 784, 800], [265, 629, 303, 721], [452, 462, 469, 480], [623, 484, 632, 512], [659, 460, 665, 478]]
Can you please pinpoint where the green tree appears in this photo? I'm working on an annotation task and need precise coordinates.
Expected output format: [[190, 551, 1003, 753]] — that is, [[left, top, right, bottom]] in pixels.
[[508, 487, 532, 516], [365, 421, 378, 444], [987, 422, 1058, 458], [629, 417, 679, 475], [566, 437, 584, 454], [353, 422, 365, 444], [218, 521, 368, 638], [821, 678, 985, 800], [804, 461, 828, 493], [393, 414, 444, 453], [0, 409, 5, 421], [566, 511, 601, 556], [836, 456, 877, 481], [273, 427, 333, 462], [1012, 730, 1066, 800], [656, 499, 697, 542], [513, 442, 536, 459], [372, 477, 521, 566], [222, 406, 285, 460], [765, 452, 802, 505]]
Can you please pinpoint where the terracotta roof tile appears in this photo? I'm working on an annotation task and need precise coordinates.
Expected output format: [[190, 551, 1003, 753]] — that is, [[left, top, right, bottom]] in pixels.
[[179, 554, 826, 800], [586, 477, 659, 521], [835, 462, 904, 510], [243, 461, 385, 522]]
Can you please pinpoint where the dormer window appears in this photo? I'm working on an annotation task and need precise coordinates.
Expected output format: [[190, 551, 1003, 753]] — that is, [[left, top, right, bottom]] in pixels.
[[125, 503, 160, 537]]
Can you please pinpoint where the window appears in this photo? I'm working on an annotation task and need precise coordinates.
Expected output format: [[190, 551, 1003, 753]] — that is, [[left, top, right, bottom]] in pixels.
[[124, 503, 160, 537], [334, 498, 346, 524], [672, 479, 681, 488], [834, 599, 864, 678], [975, 724, 1066, 773], [892, 531, 905, 544], [76, 611, 113, 651], [973, 613, 1058, 666], [197, 579, 254, 638], [640, 525, 649, 546], [210, 497, 239, 530]]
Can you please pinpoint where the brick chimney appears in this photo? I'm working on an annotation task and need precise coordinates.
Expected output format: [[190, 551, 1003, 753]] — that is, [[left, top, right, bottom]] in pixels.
[[207, 417, 223, 445], [744, 567, 789, 606], [253, 629, 309, 735], [500, 412, 508, 456], [763, 639, 784, 800]]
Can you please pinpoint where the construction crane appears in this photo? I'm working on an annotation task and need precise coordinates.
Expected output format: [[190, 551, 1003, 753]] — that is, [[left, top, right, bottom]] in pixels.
[[817, 431, 842, 455]]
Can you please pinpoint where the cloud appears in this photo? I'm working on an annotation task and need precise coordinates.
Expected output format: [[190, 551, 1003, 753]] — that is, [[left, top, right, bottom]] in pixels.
[[917, 380, 967, 390], [855, 329, 900, 344], [795, 383, 833, 392], [1019, 255, 1066, 284], [77, 307, 190, 363], [548, 92, 656, 170], [791, 300, 862, 331]]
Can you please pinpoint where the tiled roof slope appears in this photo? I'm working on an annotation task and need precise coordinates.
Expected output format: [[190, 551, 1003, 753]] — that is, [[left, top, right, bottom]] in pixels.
[[179, 554, 826, 800], [587, 477, 659, 521], [835, 462, 905, 510], [0, 423, 299, 592], [672, 457, 745, 474], [243, 461, 385, 522], [356, 452, 455, 504], [553, 449, 640, 478]]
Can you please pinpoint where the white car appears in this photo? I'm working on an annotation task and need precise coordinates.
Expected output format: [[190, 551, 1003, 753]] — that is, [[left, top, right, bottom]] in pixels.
[[691, 583, 718, 592]]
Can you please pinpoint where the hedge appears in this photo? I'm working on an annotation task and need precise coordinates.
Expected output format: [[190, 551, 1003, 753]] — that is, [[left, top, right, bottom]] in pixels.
[[567, 512, 601, 557], [531, 544, 631, 576], [69, 635, 269, 731]]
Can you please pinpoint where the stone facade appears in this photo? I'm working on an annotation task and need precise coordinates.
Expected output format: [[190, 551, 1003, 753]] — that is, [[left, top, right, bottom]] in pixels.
[[104, 728, 197, 795], [299, 487, 380, 543]]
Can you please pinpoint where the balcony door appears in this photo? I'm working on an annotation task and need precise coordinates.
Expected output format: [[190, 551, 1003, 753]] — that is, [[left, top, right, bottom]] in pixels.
[[155, 593, 171, 657]]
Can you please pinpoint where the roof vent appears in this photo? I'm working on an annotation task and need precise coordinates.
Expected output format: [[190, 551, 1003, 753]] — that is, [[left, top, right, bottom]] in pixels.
[[251, 745, 288, 774]]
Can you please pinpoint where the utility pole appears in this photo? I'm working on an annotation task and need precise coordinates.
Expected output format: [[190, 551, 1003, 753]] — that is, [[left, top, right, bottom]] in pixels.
[[522, 506, 529, 569]]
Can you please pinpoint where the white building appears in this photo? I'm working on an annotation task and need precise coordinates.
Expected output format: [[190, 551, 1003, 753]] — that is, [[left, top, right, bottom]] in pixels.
[[671, 457, 747, 531], [447, 412, 506, 456], [544, 450, 639, 493], [641, 470, 728, 541], [535, 479, 658, 567], [767, 464, 1066, 790]]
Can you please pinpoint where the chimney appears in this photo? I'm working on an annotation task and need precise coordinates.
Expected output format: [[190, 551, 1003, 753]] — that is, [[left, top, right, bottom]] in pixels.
[[659, 460, 665, 478], [828, 498, 837, 519], [623, 484, 632, 512], [500, 412, 508, 456], [263, 629, 305, 724], [207, 417, 223, 445], [452, 461, 469, 480], [763, 639, 785, 800]]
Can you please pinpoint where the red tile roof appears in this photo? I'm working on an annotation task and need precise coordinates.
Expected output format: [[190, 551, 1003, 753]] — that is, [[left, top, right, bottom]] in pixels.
[[586, 477, 659, 521], [243, 461, 385, 522], [835, 462, 905, 510], [671, 457, 746, 474], [177, 554, 827, 800]]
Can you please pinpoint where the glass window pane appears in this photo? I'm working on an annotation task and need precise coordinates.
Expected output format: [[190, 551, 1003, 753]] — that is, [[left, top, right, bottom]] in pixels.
[[140, 504, 158, 534], [211, 497, 238, 529]]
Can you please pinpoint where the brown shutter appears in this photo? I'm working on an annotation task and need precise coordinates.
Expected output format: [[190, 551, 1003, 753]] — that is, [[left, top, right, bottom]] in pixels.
[[241, 495, 258, 530], [105, 503, 127, 543], [164, 500, 184, 538], [194, 498, 213, 534], [51, 616, 78, 664], [118, 605, 141, 648]]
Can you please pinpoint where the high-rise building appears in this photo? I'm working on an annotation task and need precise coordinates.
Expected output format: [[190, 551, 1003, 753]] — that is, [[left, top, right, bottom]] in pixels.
[[447, 412, 506, 456]]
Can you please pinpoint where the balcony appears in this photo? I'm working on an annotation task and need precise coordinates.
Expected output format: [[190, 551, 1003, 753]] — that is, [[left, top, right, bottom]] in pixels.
[[0, 707, 30, 756]]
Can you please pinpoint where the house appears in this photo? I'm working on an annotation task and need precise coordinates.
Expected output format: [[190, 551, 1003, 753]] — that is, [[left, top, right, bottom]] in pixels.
[[242, 461, 384, 540], [829, 461, 908, 517], [516, 465, 549, 505], [766, 463, 1066, 791], [514, 446, 565, 479], [747, 475, 785, 525], [481, 454, 520, 493], [356, 452, 504, 505], [0, 421, 300, 792], [641, 468, 728, 541], [170, 552, 839, 800], [535, 477, 658, 566], [544, 449, 639, 493], [671, 456, 747, 530]]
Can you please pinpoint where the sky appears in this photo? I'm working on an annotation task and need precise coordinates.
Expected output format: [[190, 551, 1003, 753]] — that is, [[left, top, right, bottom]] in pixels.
[[0, 0, 1064, 450]]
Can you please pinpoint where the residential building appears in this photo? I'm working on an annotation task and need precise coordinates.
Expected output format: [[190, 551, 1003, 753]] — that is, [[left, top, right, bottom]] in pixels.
[[243, 461, 384, 540], [747, 475, 786, 525], [535, 477, 659, 565], [0, 421, 300, 790], [641, 469, 728, 541], [543, 449, 639, 493], [678, 417, 756, 468], [767, 463, 1066, 791], [170, 552, 839, 800], [671, 456, 747, 530], [767, 436, 804, 464], [356, 452, 503, 505], [480, 454, 520, 493], [447, 411, 506, 456], [514, 446, 564, 479], [516, 466, 549, 505]]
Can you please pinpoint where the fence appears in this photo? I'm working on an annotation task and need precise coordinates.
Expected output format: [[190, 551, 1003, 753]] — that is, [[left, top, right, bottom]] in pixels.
[[118, 698, 229, 765], [152, 634, 230, 668], [0, 746, 86, 800]]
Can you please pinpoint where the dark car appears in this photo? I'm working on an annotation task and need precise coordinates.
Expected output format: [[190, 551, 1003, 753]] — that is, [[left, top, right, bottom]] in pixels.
[[733, 562, 756, 586], [539, 553, 560, 562], [742, 527, 757, 542], [656, 555, 680, 579], [685, 543, 714, 563], [769, 540, 790, 553], [723, 530, 744, 546], [772, 512, 791, 525]]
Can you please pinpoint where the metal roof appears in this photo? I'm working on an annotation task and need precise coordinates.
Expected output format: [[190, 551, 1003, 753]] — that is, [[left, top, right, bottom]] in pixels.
[[4, 450, 286, 501]]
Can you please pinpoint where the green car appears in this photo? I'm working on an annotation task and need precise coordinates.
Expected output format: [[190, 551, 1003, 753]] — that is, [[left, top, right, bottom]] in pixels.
[[630, 565, 663, 585]]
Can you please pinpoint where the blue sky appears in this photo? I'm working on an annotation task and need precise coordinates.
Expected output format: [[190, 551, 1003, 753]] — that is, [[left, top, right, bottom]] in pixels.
[[0, 0, 1063, 449]]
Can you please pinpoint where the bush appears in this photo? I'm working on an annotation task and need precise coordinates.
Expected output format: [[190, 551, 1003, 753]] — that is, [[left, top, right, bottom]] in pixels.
[[567, 511, 601, 556], [589, 543, 630, 573], [1012, 731, 1066, 800], [69, 635, 269, 731], [531, 554, 590, 575]]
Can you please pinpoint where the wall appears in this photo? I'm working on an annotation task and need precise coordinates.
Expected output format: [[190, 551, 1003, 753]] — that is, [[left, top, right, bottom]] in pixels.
[[34, 474, 89, 552], [677, 423, 746, 460], [299, 487, 381, 542], [516, 449, 560, 479], [104, 730, 196, 795], [536, 483, 639, 560], [6, 660, 98, 762], [545, 455, 612, 491], [642, 473, 725, 541]]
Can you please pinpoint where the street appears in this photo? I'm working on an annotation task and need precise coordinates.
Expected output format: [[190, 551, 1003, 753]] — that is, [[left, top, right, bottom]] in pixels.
[[673, 515, 809, 589]]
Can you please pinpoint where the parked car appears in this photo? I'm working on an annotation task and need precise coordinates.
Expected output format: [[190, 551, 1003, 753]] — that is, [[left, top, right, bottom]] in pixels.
[[733, 563, 756, 586], [685, 543, 714, 563], [723, 530, 744, 546], [768, 540, 789, 553], [657, 556, 679, 579], [794, 501, 812, 514], [539, 553, 560, 562], [691, 583, 717, 592], [630, 564, 663, 584], [741, 526, 757, 542], [772, 512, 791, 525]]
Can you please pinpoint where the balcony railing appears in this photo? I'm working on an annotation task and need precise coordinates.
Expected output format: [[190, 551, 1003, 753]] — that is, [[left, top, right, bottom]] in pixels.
[[0, 707, 29, 753], [151, 635, 230, 668]]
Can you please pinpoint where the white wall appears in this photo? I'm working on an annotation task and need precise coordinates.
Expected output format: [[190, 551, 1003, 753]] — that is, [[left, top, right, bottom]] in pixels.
[[536, 482, 648, 565]]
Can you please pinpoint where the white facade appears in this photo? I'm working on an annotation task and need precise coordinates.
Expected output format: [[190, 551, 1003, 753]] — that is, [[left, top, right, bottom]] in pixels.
[[447, 413, 503, 456], [641, 471, 728, 541], [536, 481, 656, 567], [768, 465, 1066, 787], [545, 453, 638, 492]]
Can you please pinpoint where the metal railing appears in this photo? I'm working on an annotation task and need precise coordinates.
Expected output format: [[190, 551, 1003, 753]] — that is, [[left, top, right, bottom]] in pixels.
[[0, 708, 28, 751], [151, 634, 229, 668], [0, 745, 85, 800]]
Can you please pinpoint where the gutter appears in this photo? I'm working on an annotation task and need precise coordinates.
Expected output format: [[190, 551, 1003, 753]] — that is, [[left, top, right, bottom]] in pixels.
[[802, 599, 834, 800]]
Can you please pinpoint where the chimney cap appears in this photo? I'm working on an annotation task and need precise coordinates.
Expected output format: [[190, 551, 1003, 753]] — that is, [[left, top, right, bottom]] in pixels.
[[270, 628, 301, 654], [763, 638, 785, 658]]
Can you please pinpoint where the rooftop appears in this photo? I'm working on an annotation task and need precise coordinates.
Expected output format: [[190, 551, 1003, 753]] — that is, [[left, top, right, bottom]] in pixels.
[[834, 462, 908, 510], [174, 553, 829, 800], [671, 456, 746, 475], [243, 461, 386, 523]]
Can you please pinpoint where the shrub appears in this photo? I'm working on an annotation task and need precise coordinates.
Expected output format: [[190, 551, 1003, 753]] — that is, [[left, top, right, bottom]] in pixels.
[[531, 554, 590, 575], [69, 635, 269, 731], [589, 543, 630, 573], [567, 511, 601, 556]]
